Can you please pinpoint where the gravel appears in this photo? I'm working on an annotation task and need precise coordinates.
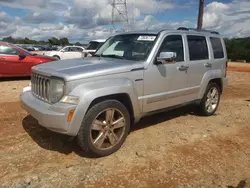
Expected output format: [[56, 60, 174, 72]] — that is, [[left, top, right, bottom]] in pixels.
[[0, 64, 250, 187]]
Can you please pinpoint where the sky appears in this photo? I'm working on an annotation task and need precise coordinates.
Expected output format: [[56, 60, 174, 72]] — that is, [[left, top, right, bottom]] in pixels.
[[0, 0, 250, 43]]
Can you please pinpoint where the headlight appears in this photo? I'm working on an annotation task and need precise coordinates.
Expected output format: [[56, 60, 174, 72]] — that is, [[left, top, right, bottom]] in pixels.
[[49, 78, 64, 103]]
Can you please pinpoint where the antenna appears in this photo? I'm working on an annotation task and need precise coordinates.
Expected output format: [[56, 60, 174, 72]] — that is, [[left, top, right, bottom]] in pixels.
[[111, 0, 129, 30]]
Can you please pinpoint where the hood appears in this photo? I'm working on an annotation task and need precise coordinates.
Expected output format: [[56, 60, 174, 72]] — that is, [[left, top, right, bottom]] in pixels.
[[34, 54, 56, 59], [33, 57, 145, 81], [31, 54, 57, 61]]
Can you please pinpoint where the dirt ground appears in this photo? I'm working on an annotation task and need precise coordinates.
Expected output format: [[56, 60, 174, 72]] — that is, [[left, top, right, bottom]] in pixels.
[[0, 62, 250, 188]]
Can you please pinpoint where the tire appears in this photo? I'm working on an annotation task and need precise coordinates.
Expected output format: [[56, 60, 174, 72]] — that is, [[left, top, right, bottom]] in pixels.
[[199, 82, 221, 116], [53, 55, 60, 60], [77, 100, 130, 157]]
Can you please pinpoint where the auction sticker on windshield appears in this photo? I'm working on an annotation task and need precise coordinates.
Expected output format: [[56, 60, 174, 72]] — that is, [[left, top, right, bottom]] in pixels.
[[137, 36, 156, 41]]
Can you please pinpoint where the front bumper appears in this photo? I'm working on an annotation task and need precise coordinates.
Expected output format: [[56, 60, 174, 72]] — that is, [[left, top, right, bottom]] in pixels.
[[20, 91, 76, 135]]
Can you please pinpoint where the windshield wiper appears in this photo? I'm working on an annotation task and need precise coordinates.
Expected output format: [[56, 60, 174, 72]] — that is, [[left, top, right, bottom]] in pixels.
[[101, 54, 124, 59]]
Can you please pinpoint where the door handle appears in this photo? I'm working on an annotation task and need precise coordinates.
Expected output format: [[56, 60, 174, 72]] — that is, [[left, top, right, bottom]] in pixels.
[[204, 62, 212, 68], [178, 65, 189, 71]]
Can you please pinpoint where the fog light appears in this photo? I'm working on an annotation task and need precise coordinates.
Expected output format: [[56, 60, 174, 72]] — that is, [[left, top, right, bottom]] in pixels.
[[60, 96, 79, 105], [67, 109, 75, 122]]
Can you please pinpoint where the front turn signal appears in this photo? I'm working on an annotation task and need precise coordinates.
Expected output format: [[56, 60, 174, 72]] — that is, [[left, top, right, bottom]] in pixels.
[[67, 109, 75, 122]]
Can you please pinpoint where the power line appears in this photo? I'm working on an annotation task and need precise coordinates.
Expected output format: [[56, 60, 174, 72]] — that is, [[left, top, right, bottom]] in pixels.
[[111, 0, 129, 31]]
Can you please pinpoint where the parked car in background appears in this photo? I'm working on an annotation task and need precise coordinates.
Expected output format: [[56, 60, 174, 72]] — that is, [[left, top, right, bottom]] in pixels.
[[20, 28, 228, 156], [43, 46, 85, 60], [23, 46, 35, 51], [83, 39, 106, 57], [33, 45, 46, 51], [0, 42, 57, 78], [43, 46, 57, 51]]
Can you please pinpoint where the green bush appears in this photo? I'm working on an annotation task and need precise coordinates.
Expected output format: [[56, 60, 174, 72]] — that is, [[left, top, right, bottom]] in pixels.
[[225, 37, 250, 62]]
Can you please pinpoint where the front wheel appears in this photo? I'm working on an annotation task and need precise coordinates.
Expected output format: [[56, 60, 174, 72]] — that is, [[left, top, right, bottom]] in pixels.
[[199, 83, 221, 116], [77, 100, 130, 157]]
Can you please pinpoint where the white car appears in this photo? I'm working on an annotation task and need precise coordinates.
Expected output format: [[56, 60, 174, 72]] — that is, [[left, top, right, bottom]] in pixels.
[[83, 39, 106, 57], [44, 46, 85, 60]]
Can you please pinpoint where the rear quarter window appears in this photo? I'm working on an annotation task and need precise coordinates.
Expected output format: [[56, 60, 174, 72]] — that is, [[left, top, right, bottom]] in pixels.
[[210, 37, 224, 59], [187, 35, 209, 61]]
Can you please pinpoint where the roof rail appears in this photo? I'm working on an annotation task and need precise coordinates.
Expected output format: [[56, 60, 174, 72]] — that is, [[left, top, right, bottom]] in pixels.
[[177, 27, 189, 31], [177, 27, 220, 35]]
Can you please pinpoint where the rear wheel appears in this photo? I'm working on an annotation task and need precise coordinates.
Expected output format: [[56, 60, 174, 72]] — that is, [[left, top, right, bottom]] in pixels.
[[77, 100, 130, 157], [199, 83, 221, 116], [53, 55, 60, 60]]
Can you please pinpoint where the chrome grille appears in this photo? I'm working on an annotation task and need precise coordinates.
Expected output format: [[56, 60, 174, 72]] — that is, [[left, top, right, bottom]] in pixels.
[[31, 73, 50, 102]]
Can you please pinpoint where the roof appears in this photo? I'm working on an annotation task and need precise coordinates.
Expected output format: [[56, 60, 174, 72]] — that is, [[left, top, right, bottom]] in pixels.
[[112, 27, 221, 37], [90, 39, 107, 43], [0, 41, 10, 45], [65, 45, 85, 48], [119, 30, 163, 35]]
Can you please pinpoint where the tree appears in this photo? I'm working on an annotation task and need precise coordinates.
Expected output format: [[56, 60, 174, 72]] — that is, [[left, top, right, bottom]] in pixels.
[[2, 36, 15, 43], [75, 42, 82, 46], [38, 40, 47, 45], [59, 38, 69, 46], [225, 37, 250, 62], [48, 37, 60, 45]]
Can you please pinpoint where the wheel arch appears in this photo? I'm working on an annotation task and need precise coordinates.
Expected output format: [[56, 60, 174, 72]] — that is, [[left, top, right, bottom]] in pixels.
[[208, 78, 223, 93], [198, 70, 224, 99], [87, 93, 134, 123], [52, 55, 60, 59], [67, 79, 141, 136]]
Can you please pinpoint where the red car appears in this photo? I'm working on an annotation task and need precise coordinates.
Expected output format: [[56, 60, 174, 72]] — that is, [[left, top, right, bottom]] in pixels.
[[0, 42, 57, 77]]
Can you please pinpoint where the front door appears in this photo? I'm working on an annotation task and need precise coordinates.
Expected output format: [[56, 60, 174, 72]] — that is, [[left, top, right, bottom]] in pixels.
[[0, 44, 28, 77], [142, 34, 189, 113]]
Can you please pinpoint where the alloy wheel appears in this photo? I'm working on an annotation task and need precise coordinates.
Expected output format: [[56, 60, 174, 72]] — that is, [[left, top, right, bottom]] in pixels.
[[90, 108, 126, 150], [205, 87, 219, 113]]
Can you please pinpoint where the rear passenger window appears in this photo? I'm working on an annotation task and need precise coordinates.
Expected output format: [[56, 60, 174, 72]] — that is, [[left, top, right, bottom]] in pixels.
[[210, 37, 224, 59], [187, 35, 208, 61], [159, 35, 184, 62]]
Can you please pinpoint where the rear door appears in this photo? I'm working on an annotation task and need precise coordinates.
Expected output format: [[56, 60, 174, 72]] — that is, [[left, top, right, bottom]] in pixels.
[[209, 37, 226, 75], [72, 47, 84, 58], [0, 44, 27, 77], [185, 35, 211, 101]]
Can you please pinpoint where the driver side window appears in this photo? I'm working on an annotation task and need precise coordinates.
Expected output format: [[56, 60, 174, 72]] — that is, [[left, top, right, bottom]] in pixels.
[[159, 35, 184, 62], [0, 45, 19, 55]]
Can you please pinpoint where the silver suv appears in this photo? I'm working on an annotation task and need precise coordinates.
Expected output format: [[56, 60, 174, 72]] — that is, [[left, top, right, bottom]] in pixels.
[[20, 27, 228, 156]]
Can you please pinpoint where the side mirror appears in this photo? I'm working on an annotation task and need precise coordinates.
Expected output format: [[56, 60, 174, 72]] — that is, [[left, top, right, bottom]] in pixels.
[[19, 54, 26, 59], [156, 52, 177, 64]]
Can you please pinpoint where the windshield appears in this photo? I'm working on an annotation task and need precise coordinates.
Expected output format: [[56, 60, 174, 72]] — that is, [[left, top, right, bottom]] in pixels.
[[86, 42, 103, 50], [57, 46, 63, 51], [95, 34, 157, 61]]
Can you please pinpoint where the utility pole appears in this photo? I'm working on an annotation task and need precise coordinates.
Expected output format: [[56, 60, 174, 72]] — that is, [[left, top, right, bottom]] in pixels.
[[197, 0, 205, 29]]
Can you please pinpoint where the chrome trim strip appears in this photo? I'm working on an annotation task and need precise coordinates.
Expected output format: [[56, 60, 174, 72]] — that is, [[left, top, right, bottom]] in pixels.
[[31, 73, 51, 103], [138, 86, 200, 104]]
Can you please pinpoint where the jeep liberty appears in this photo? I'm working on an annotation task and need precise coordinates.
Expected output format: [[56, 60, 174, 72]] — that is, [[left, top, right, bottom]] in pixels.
[[20, 27, 228, 156]]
